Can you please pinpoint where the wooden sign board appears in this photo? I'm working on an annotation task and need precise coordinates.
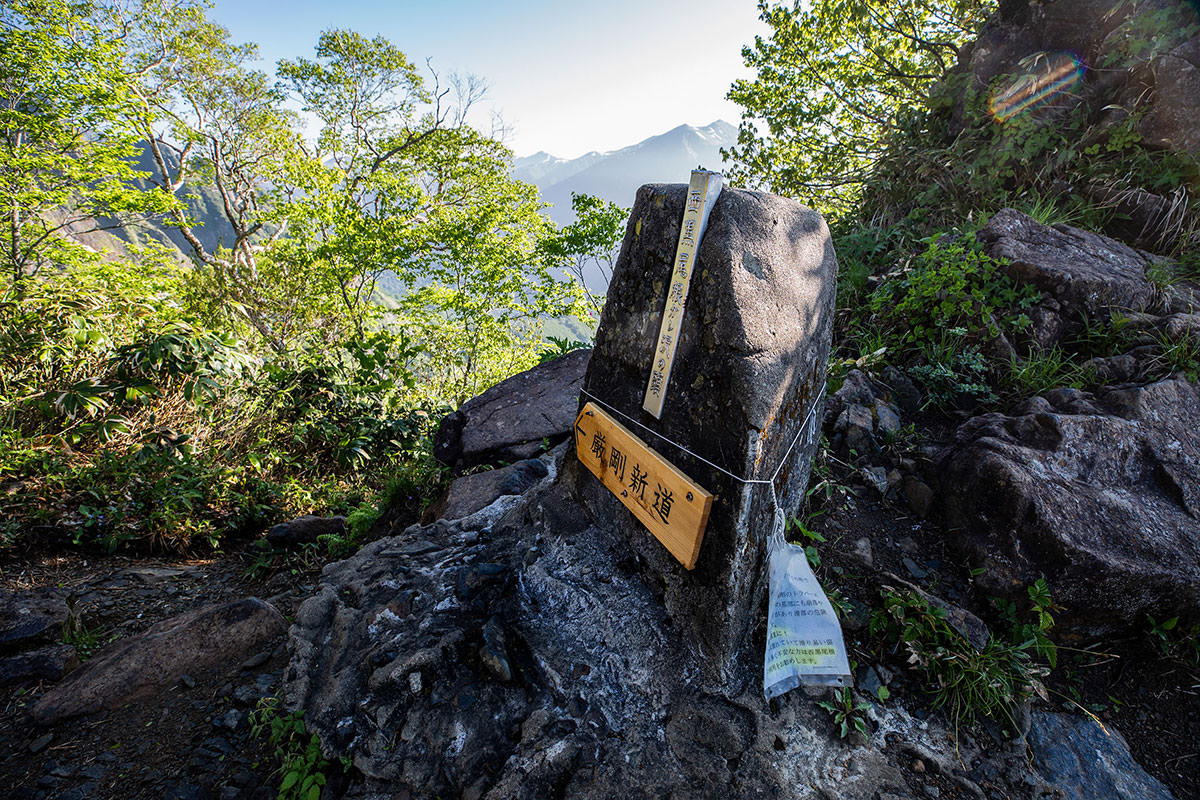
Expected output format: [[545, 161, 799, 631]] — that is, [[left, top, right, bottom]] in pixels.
[[574, 402, 713, 569]]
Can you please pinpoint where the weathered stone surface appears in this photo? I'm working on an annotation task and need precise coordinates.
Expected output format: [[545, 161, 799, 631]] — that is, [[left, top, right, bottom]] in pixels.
[[0, 589, 69, 652], [265, 515, 345, 549], [33, 598, 285, 724], [937, 378, 1200, 636], [0, 644, 78, 688], [978, 209, 1162, 347], [1029, 711, 1177, 800], [284, 468, 1013, 800], [583, 183, 836, 689], [281, 187, 1049, 799], [439, 458, 549, 521], [433, 348, 590, 470]]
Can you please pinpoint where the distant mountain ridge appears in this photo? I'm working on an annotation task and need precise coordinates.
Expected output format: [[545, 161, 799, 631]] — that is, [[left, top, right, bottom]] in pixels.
[[513, 120, 737, 224]]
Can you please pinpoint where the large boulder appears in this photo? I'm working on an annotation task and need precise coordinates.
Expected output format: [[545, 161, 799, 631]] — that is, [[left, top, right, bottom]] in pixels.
[[978, 209, 1163, 347], [433, 348, 590, 470], [282, 184, 1175, 799], [937, 379, 1200, 637], [285, 462, 1158, 800], [583, 182, 837, 689], [33, 597, 285, 724], [0, 644, 78, 688]]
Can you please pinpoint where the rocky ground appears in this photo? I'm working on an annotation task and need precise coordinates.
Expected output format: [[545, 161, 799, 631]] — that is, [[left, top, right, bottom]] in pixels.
[[1, 460, 1195, 800], [0, 548, 314, 799]]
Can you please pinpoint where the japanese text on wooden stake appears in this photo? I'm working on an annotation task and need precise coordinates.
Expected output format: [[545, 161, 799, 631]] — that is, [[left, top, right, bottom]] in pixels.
[[643, 170, 724, 419], [574, 402, 712, 569]]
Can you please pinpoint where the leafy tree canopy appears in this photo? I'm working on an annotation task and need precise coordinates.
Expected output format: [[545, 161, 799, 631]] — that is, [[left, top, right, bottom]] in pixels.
[[0, 0, 177, 293], [724, 0, 994, 215]]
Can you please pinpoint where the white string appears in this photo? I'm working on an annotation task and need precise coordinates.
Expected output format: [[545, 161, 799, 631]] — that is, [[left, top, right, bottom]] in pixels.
[[577, 381, 825, 502]]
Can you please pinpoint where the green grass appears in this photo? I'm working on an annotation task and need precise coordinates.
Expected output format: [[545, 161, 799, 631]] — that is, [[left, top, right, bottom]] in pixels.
[[1003, 347, 1094, 399], [871, 585, 1054, 731]]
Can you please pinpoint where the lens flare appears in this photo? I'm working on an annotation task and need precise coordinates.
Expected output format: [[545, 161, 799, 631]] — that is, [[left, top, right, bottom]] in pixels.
[[989, 51, 1085, 122]]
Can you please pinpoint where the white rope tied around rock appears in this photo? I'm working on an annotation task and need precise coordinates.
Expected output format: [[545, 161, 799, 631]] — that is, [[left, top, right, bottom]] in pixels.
[[577, 382, 826, 545]]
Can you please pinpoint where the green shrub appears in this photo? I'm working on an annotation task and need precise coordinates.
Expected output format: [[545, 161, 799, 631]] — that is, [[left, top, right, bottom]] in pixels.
[[868, 234, 1039, 351], [0, 284, 445, 554]]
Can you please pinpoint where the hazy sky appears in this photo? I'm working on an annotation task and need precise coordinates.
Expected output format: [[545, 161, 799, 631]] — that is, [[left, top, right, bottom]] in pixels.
[[208, 0, 768, 159]]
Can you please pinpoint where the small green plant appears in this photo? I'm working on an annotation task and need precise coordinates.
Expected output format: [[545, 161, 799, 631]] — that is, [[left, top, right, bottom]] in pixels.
[[788, 514, 826, 569], [61, 602, 118, 661], [1149, 328, 1200, 381], [907, 339, 998, 409], [817, 687, 871, 740], [1147, 615, 1200, 666], [1003, 348, 1093, 400], [1144, 257, 1180, 292], [993, 577, 1060, 667], [1014, 192, 1086, 228], [872, 586, 1051, 731], [868, 235, 1040, 352], [251, 696, 333, 800], [537, 336, 589, 364]]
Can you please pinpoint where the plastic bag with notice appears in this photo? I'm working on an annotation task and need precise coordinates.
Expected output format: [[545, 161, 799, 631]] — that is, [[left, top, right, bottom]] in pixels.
[[763, 519, 852, 699]]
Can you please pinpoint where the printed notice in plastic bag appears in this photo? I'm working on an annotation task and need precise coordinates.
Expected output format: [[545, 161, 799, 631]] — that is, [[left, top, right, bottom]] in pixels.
[[763, 537, 852, 699]]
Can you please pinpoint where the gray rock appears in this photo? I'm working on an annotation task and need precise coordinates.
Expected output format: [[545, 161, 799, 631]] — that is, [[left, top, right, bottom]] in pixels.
[[124, 566, 196, 584], [1029, 711, 1176, 800], [874, 399, 902, 437], [879, 366, 922, 414], [859, 666, 885, 696], [33, 598, 285, 723], [863, 466, 890, 495], [439, 459, 549, 520], [265, 515, 345, 548], [434, 348, 590, 469], [0, 589, 68, 652], [582, 182, 836, 689], [0, 644, 78, 687], [978, 209, 1162, 347], [1168, 280, 1200, 314], [838, 403, 878, 457], [826, 369, 878, 423], [1163, 312, 1200, 347], [213, 708, 245, 732], [827, 370, 904, 460], [902, 476, 935, 519], [938, 378, 1200, 636], [1083, 352, 1148, 384], [851, 537, 874, 569]]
